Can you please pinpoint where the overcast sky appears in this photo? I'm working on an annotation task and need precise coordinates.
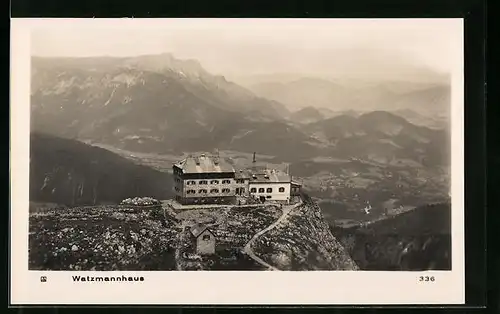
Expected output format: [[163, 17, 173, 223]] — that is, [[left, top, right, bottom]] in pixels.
[[30, 19, 462, 81]]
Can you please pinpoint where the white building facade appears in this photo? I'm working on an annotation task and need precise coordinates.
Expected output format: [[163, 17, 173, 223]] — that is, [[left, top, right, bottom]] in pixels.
[[247, 169, 291, 203], [249, 182, 291, 202]]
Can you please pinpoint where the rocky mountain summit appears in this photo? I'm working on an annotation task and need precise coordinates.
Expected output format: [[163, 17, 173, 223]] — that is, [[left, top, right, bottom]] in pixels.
[[251, 194, 358, 270], [29, 195, 359, 271]]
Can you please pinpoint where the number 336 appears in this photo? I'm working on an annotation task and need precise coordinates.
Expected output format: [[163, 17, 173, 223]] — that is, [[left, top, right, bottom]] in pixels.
[[419, 276, 435, 282]]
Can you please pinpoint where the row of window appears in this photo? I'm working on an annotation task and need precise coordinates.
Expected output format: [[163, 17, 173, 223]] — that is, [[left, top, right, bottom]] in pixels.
[[178, 185, 287, 194], [186, 179, 232, 185], [176, 187, 247, 194], [250, 187, 286, 193], [186, 188, 231, 194]]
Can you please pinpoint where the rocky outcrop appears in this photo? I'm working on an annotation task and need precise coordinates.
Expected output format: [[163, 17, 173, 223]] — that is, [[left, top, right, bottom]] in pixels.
[[29, 206, 177, 270], [29, 196, 358, 271], [251, 194, 359, 270]]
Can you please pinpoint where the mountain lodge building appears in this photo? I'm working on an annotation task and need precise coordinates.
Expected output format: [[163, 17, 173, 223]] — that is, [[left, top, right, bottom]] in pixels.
[[172, 154, 237, 205], [172, 152, 299, 205]]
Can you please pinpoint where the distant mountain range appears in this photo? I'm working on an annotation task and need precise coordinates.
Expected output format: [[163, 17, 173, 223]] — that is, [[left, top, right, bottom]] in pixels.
[[31, 55, 297, 152], [231, 46, 451, 88], [31, 54, 449, 166], [288, 106, 360, 124], [392, 108, 449, 130], [288, 106, 328, 124], [31, 55, 287, 131], [302, 111, 450, 166], [249, 76, 451, 117]]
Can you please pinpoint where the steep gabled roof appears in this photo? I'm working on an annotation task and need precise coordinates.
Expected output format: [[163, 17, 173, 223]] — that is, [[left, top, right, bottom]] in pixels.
[[174, 154, 235, 174], [190, 224, 214, 238]]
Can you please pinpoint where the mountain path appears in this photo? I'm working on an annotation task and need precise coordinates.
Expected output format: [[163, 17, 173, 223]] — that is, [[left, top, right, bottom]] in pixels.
[[243, 200, 303, 271], [173, 221, 190, 271]]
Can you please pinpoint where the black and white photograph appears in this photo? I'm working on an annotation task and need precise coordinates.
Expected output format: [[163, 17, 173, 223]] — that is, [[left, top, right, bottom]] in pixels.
[[11, 18, 464, 304]]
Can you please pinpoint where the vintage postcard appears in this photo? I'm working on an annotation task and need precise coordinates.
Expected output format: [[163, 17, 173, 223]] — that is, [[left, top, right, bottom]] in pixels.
[[10, 18, 464, 305]]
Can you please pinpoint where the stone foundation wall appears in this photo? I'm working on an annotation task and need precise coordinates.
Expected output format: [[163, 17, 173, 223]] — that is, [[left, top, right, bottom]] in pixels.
[[179, 196, 236, 205]]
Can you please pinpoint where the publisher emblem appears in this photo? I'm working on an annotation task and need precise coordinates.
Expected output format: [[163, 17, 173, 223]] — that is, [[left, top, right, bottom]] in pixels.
[[40, 276, 47, 283]]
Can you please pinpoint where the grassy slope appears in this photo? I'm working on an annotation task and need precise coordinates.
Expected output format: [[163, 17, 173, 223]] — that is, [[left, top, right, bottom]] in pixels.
[[30, 132, 173, 206]]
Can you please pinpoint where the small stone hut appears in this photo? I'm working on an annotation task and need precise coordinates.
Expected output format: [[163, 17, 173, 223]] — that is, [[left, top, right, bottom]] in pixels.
[[190, 224, 216, 255]]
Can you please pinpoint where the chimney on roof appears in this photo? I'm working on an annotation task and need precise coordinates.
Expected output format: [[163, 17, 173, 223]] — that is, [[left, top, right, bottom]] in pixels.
[[252, 152, 256, 164]]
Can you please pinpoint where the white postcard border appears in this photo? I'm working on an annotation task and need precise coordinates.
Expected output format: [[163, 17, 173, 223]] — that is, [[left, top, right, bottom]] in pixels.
[[10, 18, 465, 305]]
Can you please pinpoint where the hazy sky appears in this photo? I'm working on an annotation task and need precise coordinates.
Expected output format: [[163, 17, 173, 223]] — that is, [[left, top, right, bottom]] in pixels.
[[30, 19, 462, 81]]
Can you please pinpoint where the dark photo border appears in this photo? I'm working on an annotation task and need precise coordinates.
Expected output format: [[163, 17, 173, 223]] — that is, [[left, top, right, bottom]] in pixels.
[[8, 0, 488, 311]]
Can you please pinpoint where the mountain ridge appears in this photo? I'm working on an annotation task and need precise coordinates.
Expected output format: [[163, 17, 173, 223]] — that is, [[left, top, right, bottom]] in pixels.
[[32, 54, 289, 118], [31, 54, 449, 166], [248, 76, 451, 115], [302, 111, 450, 166]]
